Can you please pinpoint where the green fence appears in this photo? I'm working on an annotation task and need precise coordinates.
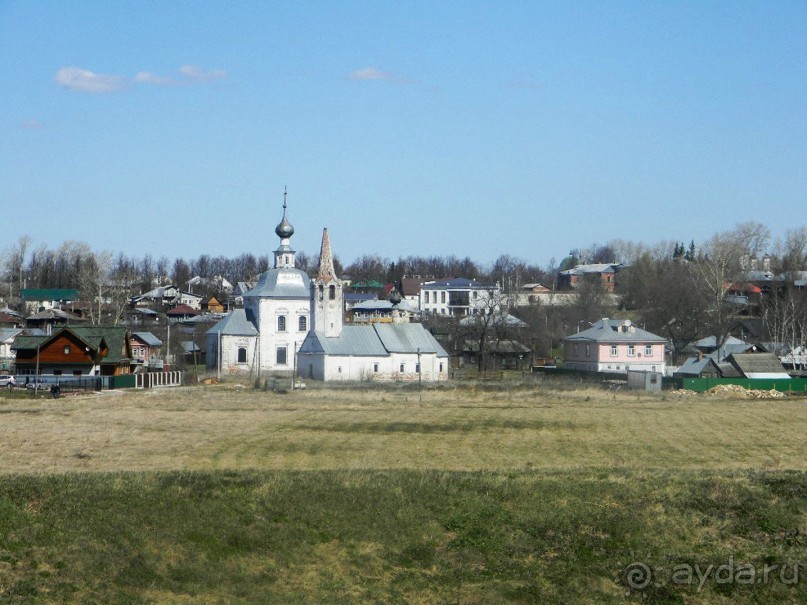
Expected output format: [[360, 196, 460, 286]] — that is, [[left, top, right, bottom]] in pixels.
[[108, 375, 136, 389], [681, 377, 807, 393]]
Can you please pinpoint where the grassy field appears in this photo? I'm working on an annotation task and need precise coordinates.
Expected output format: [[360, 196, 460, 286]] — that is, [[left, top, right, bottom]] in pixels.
[[0, 382, 805, 603]]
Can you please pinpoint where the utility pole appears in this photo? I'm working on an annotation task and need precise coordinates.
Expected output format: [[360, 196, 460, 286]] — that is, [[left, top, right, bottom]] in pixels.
[[417, 347, 422, 402]]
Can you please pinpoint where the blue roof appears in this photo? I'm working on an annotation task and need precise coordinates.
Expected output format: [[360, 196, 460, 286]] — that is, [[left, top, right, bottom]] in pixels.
[[299, 323, 448, 357], [374, 323, 448, 355], [243, 267, 311, 300], [565, 319, 666, 343], [206, 309, 259, 337], [133, 332, 163, 347]]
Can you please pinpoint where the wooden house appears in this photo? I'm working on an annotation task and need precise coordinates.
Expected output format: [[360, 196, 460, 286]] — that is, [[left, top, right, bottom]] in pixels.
[[201, 295, 225, 314], [11, 326, 132, 377]]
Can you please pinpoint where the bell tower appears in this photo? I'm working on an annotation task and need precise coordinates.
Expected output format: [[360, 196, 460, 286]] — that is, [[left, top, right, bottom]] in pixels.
[[311, 228, 343, 337]]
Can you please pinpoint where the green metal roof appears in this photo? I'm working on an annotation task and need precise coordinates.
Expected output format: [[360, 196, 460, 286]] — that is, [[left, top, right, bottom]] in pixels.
[[68, 326, 131, 363], [20, 288, 79, 301], [11, 326, 131, 363]]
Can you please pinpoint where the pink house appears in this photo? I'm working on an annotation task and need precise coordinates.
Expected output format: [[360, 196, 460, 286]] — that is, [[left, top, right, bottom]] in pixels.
[[563, 318, 667, 375]]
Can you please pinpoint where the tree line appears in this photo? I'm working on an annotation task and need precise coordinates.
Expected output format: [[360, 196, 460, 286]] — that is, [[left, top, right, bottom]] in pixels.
[[2, 222, 806, 358]]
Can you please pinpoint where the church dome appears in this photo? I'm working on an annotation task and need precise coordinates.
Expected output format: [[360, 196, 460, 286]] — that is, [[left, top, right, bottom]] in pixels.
[[275, 215, 294, 239]]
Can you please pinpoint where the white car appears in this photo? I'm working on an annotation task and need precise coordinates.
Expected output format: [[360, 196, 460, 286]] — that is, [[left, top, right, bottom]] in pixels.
[[0, 375, 17, 388]]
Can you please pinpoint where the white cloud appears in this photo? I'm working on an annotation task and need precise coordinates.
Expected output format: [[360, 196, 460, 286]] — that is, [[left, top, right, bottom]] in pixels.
[[179, 65, 228, 81], [55, 67, 125, 93], [347, 67, 393, 81], [134, 71, 177, 86]]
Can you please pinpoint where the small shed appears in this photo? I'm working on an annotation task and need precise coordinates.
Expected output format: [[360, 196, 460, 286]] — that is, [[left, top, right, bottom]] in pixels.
[[627, 370, 662, 391]]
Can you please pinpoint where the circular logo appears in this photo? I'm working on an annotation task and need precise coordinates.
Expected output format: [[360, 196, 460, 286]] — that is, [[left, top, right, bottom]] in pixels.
[[624, 562, 652, 590]]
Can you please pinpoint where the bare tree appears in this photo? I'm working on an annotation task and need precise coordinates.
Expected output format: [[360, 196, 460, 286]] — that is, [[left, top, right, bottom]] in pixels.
[[79, 250, 113, 325], [8, 235, 32, 297], [690, 227, 749, 356]]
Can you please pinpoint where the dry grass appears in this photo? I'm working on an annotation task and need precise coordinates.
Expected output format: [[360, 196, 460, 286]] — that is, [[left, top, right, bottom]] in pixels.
[[1, 383, 804, 474]]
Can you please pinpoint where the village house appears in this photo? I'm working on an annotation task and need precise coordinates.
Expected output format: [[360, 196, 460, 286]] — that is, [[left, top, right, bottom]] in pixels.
[[11, 326, 132, 377], [563, 318, 667, 375], [20, 288, 80, 314], [419, 278, 501, 317], [349, 293, 419, 324], [557, 263, 622, 292], [130, 331, 164, 370], [0, 328, 23, 372], [201, 295, 226, 314]]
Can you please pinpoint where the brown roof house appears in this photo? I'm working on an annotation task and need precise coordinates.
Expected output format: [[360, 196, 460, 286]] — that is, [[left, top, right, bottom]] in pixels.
[[12, 326, 132, 377]]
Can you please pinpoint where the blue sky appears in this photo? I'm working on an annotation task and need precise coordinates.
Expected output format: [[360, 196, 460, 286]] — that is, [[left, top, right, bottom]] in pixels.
[[1, 1, 805, 268]]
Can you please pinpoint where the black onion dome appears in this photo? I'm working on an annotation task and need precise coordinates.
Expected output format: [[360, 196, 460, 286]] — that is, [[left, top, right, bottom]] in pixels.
[[389, 288, 402, 305]]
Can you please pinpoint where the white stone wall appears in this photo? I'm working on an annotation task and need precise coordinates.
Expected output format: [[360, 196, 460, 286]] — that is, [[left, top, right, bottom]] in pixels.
[[256, 298, 309, 372], [299, 352, 449, 382], [207, 332, 259, 374]]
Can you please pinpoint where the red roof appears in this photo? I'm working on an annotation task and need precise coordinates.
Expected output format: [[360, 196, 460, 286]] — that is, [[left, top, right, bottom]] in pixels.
[[166, 304, 199, 316], [726, 282, 762, 294]]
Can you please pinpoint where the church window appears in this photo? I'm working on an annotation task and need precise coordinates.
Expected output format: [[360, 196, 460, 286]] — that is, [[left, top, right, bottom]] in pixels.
[[298, 316, 307, 331], [329, 285, 336, 300], [400, 363, 405, 373], [318, 285, 324, 300], [237, 347, 247, 363], [276, 347, 287, 365], [439, 362, 444, 372], [277, 315, 286, 332], [373, 363, 379, 373]]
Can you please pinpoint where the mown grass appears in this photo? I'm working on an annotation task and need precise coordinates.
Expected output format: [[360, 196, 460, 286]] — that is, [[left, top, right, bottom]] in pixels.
[[0, 384, 805, 603]]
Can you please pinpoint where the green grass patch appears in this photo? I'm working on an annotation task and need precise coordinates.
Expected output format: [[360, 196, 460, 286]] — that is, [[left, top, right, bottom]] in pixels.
[[0, 469, 804, 604]]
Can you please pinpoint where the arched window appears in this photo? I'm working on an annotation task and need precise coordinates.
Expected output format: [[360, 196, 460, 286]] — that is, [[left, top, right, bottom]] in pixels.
[[318, 285, 324, 300], [277, 315, 286, 332], [329, 285, 336, 300], [298, 315, 307, 331], [237, 347, 247, 363]]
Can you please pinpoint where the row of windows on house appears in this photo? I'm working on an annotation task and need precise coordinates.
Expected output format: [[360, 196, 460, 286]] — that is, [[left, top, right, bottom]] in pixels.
[[574, 344, 656, 357], [422, 291, 480, 304]]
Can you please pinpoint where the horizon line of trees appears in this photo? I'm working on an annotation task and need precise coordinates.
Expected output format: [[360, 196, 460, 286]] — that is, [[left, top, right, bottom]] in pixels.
[[2, 223, 806, 358]]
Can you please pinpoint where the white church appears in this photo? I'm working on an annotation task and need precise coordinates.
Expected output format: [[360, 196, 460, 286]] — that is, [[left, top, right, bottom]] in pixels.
[[206, 198, 449, 382]]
